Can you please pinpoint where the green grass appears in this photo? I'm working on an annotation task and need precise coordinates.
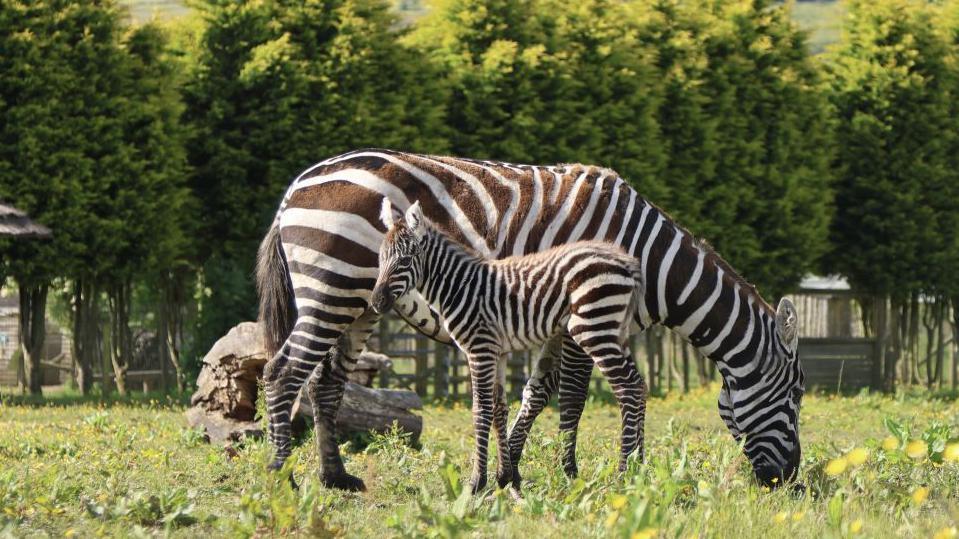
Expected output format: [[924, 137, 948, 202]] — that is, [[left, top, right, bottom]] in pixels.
[[2, 386, 957, 537]]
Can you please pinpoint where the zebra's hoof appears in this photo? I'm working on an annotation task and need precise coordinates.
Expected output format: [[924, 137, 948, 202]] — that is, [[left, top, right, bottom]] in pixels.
[[563, 464, 579, 479], [321, 471, 367, 492]]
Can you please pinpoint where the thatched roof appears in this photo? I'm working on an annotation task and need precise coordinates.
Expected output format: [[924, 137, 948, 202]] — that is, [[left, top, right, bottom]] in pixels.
[[0, 202, 51, 239]]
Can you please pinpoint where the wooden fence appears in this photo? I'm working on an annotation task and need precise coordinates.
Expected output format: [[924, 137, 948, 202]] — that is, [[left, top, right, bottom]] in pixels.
[[368, 312, 885, 399]]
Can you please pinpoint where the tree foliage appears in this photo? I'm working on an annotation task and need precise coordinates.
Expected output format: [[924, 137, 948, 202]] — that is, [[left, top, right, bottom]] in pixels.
[[184, 0, 449, 350], [823, 0, 959, 298]]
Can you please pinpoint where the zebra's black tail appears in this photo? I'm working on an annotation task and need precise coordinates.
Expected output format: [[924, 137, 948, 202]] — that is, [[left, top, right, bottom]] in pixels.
[[257, 222, 295, 358]]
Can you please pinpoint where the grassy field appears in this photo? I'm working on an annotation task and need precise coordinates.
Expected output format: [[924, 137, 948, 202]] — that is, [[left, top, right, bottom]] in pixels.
[[2, 386, 957, 538]]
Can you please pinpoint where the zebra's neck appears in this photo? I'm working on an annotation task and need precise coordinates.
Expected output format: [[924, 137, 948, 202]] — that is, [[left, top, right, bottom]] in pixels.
[[418, 227, 489, 313], [634, 206, 779, 375]]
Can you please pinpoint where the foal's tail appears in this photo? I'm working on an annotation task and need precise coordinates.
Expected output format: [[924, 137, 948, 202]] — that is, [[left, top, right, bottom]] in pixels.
[[256, 222, 295, 358], [624, 262, 646, 343]]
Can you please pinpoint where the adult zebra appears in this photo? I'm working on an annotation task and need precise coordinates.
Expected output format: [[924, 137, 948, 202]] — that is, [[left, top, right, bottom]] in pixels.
[[257, 148, 805, 491]]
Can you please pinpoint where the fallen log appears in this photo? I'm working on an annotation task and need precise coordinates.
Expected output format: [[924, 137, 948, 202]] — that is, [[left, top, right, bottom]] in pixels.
[[186, 322, 422, 444]]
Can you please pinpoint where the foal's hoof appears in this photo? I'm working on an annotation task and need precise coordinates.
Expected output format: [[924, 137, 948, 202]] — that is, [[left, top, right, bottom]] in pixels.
[[496, 467, 513, 489], [321, 471, 367, 492], [563, 464, 579, 479], [469, 475, 488, 495], [266, 460, 298, 489], [510, 467, 523, 491]]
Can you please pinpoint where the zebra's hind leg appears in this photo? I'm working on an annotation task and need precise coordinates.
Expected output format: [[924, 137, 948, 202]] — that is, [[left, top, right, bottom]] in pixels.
[[493, 357, 513, 489], [557, 336, 594, 479], [264, 319, 344, 474], [309, 309, 380, 492], [506, 335, 562, 490]]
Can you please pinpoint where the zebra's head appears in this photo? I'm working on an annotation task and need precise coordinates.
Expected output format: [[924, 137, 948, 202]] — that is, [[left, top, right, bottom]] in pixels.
[[370, 199, 426, 314], [719, 297, 805, 489]]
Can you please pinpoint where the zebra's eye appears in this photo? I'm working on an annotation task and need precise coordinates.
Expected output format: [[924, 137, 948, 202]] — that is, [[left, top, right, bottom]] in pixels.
[[397, 256, 412, 266]]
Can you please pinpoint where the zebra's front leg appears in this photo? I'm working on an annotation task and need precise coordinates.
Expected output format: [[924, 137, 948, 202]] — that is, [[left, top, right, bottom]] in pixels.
[[467, 352, 497, 494], [506, 336, 562, 490], [557, 337, 594, 478]]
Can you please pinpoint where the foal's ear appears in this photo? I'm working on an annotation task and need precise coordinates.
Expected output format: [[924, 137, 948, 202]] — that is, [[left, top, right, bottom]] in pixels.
[[405, 201, 425, 237], [380, 198, 395, 228]]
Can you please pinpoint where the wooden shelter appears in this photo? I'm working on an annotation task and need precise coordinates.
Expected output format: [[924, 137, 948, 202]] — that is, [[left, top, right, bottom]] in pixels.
[[0, 202, 52, 239]]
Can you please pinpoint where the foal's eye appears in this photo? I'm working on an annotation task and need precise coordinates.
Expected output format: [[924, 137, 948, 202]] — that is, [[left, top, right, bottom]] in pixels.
[[397, 256, 412, 266]]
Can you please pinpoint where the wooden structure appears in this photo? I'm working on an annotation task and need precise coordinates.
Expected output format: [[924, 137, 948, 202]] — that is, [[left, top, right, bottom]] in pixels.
[[787, 275, 880, 392], [367, 275, 884, 397], [186, 322, 423, 443], [0, 295, 72, 387]]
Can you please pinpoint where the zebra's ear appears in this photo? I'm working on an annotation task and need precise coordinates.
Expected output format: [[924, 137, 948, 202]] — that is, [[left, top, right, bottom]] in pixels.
[[405, 201, 424, 238], [380, 198, 395, 228], [775, 298, 799, 352]]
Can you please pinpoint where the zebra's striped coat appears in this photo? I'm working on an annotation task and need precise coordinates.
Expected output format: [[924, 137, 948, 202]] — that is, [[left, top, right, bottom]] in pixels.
[[257, 149, 804, 491], [370, 199, 648, 491]]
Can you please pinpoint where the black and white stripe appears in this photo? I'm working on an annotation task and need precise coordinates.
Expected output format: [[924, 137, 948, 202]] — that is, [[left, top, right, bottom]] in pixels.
[[256, 149, 805, 491], [369, 200, 647, 492]]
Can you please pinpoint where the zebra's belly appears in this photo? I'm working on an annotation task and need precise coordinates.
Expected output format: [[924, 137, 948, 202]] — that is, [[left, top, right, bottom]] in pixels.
[[498, 313, 571, 354]]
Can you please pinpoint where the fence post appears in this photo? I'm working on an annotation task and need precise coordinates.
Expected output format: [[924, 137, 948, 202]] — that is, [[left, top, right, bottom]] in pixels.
[[378, 317, 391, 388], [415, 333, 428, 397], [434, 341, 449, 398], [873, 297, 886, 391]]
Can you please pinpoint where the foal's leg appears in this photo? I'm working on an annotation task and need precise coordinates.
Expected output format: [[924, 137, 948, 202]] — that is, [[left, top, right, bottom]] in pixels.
[[580, 344, 645, 471], [467, 350, 498, 493], [492, 356, 513, 488], [507, 335, 562, 489], [568, 305, 645, 471], [556, 336, 594, 478]]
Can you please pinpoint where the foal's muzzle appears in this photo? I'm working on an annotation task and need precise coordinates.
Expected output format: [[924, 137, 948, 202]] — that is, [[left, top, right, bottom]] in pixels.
[[370, 284, 394, 314]]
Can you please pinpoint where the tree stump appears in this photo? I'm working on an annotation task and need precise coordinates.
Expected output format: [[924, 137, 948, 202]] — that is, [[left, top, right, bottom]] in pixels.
[[185, 322, 422, 443]]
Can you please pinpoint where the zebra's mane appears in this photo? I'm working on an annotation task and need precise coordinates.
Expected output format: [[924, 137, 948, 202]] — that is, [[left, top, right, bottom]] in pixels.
[[653, 203, 773, 316]]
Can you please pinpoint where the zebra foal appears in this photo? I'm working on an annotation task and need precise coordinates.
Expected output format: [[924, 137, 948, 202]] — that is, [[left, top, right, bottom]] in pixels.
[[370, 199, 648, 492]]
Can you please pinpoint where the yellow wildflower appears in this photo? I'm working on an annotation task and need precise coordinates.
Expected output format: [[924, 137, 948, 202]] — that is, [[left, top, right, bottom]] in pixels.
[[906, 440, 928, 460], [933, 527, 958, 539], [772, 512, 789, 524], [632, 529, 658, 539], [944, 443, 959, 463], [847, 447, 869, 466], [791, 511, 805, 522], [882, 436, 899, 451], [611, 495, 629, 510], [911, 486, 929, 505], [849, 519, 863, 534], [825, 457, 848, 476], [605, 510, 620, 528]]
